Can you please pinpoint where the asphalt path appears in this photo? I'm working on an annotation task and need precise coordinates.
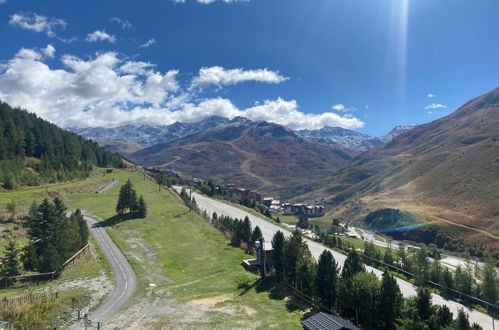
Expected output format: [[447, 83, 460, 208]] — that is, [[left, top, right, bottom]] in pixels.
[[69, 216, 137, 329], [96, 179, 117, 194], [174, 186, 496, 330]]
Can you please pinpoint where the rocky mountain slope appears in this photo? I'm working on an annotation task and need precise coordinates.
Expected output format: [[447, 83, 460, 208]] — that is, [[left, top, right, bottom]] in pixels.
[[70, 116, 230, 155], [129, 118, 354, 198], [303, 88, 499, 256]]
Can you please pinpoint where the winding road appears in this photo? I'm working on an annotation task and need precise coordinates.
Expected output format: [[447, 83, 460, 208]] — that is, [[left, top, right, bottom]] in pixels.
[[175, 186, 496, 330], [69, 216, 137, 329]]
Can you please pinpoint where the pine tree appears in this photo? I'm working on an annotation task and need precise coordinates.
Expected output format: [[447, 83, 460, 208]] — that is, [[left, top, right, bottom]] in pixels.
[[282, 230, 306, 285], [315, 250, 339, 309], [116, 179, 138, 214], [271, 231, 285, 278], [241, 216, 252, 244], [377, 269, 403, 330], [455, 309, 472, 330], [481, 257, 498, 304], [295, 246, 315, 295], [341, 249, 365, 279], [231, 219, 242, 247], [137, 195, 147, 218], [1, 241, 21, 278], [250, 225, 263, 247], [74, 209, 89, 248], [416, 287, 432, 321]]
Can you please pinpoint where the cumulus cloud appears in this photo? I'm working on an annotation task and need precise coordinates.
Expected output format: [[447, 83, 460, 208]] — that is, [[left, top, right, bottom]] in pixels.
[[109, 17, 132, 29], [427, 93, 437, 98], [0, 47, 363, 130], [86, 30, 117, 43], [42, 44, 56, 58], [139, 38, 156, 48], [425, 103, 446, 110], [191, 66, 288, 88], [9, 12, 67, 37]]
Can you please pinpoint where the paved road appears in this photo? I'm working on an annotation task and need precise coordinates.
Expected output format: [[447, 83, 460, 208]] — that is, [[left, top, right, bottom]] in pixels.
[[96, 179, 117, 194], [174, 186, 496, 330], [69, 217, 137, 329]]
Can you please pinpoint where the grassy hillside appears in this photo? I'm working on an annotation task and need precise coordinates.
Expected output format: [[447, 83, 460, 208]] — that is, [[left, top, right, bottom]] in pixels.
[[303, 87, 499, 257], [55, 169, 305, 328]]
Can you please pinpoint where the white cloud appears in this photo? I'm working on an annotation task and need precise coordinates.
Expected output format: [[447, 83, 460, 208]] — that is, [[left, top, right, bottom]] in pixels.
[[42, 44, 55, 58], [331, 103, 356, 112], [86, 30, 117, 43], [9, 12, 67, 37], [424, 103, 446, 110], [109, 17, 132, 29], [191, 66, 288, 88], [0, 47, 363, 131], [139, 38, 156, 48], [332, 104, 345, 111], [427, 93, 437, 98], [0, 0, 7, 4]]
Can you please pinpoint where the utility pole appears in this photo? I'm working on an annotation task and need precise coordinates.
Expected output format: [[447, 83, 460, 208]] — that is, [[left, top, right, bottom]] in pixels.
[[189, 189, 192, 212], [259, 238, 266, 278]]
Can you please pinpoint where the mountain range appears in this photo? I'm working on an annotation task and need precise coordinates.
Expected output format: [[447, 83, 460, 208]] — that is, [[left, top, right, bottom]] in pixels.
[[70, 117, 413, 156], [129, 117, 354, 198]]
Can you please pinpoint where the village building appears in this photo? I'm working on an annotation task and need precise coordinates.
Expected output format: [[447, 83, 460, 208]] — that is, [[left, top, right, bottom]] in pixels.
[[283, 203, 324, 217], [221, 184, 262, 204]]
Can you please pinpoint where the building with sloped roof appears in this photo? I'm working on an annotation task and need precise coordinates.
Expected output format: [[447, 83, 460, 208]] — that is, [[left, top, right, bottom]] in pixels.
[[301, 312, 360, 330]]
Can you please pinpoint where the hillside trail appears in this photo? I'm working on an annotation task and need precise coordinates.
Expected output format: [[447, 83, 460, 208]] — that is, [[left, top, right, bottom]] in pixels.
[[226, 136, 275, 189]]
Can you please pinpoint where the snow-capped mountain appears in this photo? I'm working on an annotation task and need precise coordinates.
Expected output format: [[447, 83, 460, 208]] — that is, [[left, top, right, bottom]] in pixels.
[[69, 116, 230, 153], [296, 125, 417, 153], [379, 125, 417, 143]]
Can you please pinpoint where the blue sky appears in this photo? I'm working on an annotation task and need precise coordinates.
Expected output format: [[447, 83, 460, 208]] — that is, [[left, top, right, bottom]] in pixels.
[[1, 0, 499, 135]]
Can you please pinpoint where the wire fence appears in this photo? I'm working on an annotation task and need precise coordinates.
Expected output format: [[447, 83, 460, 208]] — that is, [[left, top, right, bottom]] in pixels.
[[0, 291, 59, 307], [5, 243, 89, 286]]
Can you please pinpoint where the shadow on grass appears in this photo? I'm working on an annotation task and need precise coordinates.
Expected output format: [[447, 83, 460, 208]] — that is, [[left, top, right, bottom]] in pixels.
[[174, 211, 190, 218], [94, 213, 140, 227], [238, 277, 302, 314]]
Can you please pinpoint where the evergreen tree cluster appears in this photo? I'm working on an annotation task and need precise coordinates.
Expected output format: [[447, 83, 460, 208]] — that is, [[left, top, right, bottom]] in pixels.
[[116, 179, 147, 218], [319, 232, 498, 311], [0, 102, 123, 190], [362, 241, 498, 308], [21, 198, 89, 273]]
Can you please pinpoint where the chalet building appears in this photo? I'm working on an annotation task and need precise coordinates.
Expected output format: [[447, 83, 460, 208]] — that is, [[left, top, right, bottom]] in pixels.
[[283, 203, 324, 217]]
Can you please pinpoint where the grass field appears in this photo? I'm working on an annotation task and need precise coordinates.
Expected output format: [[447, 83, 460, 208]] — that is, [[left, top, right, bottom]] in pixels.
[[66, 169, 305, 328]]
